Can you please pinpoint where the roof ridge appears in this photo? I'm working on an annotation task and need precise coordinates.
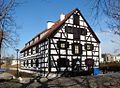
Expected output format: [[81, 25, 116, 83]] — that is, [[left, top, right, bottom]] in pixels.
[[21, 8, 100, 53]]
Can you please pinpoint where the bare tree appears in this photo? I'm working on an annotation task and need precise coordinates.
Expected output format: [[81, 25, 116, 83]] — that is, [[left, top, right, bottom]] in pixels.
[[0, 0, 19, 68], [88, 0, 120, 53], [89, 0, 120, 35]]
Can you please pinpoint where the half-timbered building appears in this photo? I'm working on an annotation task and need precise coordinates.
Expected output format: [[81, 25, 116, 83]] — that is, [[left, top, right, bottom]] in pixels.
[[20, 8, 100, 77]]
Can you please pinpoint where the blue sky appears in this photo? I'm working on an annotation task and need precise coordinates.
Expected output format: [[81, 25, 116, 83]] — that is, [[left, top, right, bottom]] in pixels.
[[8, 0, 119, 55]]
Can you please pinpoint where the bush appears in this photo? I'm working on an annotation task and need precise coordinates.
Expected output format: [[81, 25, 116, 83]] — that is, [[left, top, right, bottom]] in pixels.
[[100, 61, 120, 72]]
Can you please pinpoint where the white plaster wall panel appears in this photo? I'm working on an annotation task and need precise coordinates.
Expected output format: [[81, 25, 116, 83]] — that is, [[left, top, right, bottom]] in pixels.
[[62, 28, 65, 32], [67, 24, 72, 26], [45, 58, 48, 62], [45, 68, 48, 71], [69, 19, 73, 24], [59, 56, 65, 58], [94, 47, 98, 51], [60, 50, 66, 54], [62, 33, 66, 38], [45, 50, 48, 54], [51, 50, 58, 54], [87, 56, 93, 58], [93, 52, 98, 56], [70, 15, 73, 19], [86, 32, 91, 36], [60, 68, 66, 71], [87, 51, 92, 55], [82, 61, 85, 64], [67, 40, 73, 44], [68, 50, 72, 55], [52, 39, 58, 43], [87, 37, 91, 41], [54, 32, 61, 37], [81, 36, 85, 40], [67, 56, 71, 60], [52, 56, 59, 60], [80, 21, 84, 26], [73, 56, 77, 59], [51, 68, 57, 72], [66, 20, 69, 23], [81, 41, 85, 46], [92, 38, 96, 42], [51, 44, 55, 48], [68, 34, 73, 39], [45, 63, 48, 67], [84, 22, 87, 27]]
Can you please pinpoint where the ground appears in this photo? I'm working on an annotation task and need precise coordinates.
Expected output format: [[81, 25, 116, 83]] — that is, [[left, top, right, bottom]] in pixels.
[[0, 72, 120, 88]]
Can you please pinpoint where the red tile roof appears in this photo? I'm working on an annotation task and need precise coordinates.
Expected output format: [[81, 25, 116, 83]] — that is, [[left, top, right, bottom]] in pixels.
[[117, 54, 120, 56], [20, 8, 100, 53]]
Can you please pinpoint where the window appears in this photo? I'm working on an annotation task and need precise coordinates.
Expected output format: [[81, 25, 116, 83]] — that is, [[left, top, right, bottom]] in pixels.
[[73, 14, 79, 25], [27, 50, 29, 56], [23, 61, 25, 66], [57, 41, 69, 49], [73, 29, 80, 39], [57, 58, 69, 67], [36, 45, 39, 53], [80, 28, 87, 35], [85, 44, 94, 51], [75, 45, 79, 54], [31, 59, 33, 67], [35, 59, 39, 67], [72, 43, 82, 55], [61, 43, 65, 48], [26, 60, 29, 66], [65, 26, 73, 34]]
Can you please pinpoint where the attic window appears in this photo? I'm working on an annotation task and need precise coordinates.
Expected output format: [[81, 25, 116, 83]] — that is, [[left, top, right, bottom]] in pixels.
[[85, 44, 94, 51], [73, 14, 79, 25], [72, 43, 82, 55], [80, 28, 87, 35], [57, 41, 69, 49], [65, 26, 73, 34], [73, 29, 80, 39]]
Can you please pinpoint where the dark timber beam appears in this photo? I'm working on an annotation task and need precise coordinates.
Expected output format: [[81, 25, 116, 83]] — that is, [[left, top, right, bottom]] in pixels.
[[48, 38, 51, 72]]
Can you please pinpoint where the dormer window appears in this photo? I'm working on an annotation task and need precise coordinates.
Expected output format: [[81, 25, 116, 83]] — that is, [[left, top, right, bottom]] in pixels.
[[57, 41, 69, 49], [73, 14, 79, 25], [85, 44, 94, 51]]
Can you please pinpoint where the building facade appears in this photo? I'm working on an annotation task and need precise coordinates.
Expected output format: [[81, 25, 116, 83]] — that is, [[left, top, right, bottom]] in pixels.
[[101, 53, 114, 63], [114, 54, 120, 62], [20, 8, 100, 76]]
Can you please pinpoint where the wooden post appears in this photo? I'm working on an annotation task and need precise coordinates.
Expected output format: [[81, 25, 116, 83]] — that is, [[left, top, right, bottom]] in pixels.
[[48, 38, 51, 72]]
